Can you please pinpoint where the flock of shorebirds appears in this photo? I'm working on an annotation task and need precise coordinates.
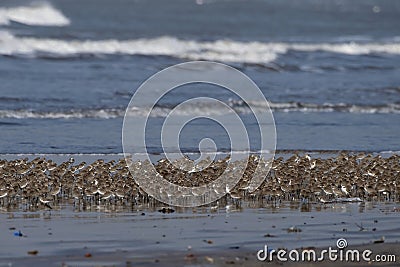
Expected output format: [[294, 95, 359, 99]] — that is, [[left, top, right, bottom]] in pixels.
[[0, 152, 399, 210]]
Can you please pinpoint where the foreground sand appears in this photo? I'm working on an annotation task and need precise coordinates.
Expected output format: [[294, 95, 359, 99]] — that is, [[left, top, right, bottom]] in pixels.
[[1, 200, 399, 267], [0, 243, 398, 267]]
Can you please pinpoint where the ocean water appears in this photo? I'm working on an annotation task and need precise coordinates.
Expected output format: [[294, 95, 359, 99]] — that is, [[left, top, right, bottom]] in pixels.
[[0, 0, 400, 154]]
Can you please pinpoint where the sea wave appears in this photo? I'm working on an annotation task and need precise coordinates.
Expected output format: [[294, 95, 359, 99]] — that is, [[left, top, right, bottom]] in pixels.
[[1, 31, 400, 63], [0, 102, 399, 119], [1, 150, 399, 158], [0, 2, 70, 26]]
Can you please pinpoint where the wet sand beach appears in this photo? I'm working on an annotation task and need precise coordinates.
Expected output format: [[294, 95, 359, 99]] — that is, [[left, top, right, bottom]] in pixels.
[[0, 243, 399, 267], [0, 202, 399, 266]]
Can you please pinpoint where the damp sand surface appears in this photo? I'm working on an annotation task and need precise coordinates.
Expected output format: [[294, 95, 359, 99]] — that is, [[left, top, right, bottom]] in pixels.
[[0, 201, 399, 267]]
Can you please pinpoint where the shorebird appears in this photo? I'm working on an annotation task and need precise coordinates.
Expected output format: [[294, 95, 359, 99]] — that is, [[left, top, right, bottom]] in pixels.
[[39, 195, 53, 209], [340, 184, 350, 195], [363, 185, 376, 196], [49, 183, 61, 197], [321, 186, 333, 197], [332, 186, 344, 197], [0, 189, 7, 205]]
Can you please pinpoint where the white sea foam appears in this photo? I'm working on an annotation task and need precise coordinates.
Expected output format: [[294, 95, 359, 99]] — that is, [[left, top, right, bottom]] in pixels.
[[0, 33, 281, 62], [0, 109, 123, 119], [0, 102, 399, 119], [1, 30, 400, 62], [0, 2, 70, 26]]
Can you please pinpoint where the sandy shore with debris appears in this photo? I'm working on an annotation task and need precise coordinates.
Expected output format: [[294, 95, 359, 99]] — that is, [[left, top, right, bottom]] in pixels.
[[0, 243, 398, 267], [1, 200, 399, 267]]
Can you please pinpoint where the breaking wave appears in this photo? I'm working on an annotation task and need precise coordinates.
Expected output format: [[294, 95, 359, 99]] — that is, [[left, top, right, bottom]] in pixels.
[[0, 102, 399, 119], [0, 31, 400, 63], [0, 2, 70, 26]]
